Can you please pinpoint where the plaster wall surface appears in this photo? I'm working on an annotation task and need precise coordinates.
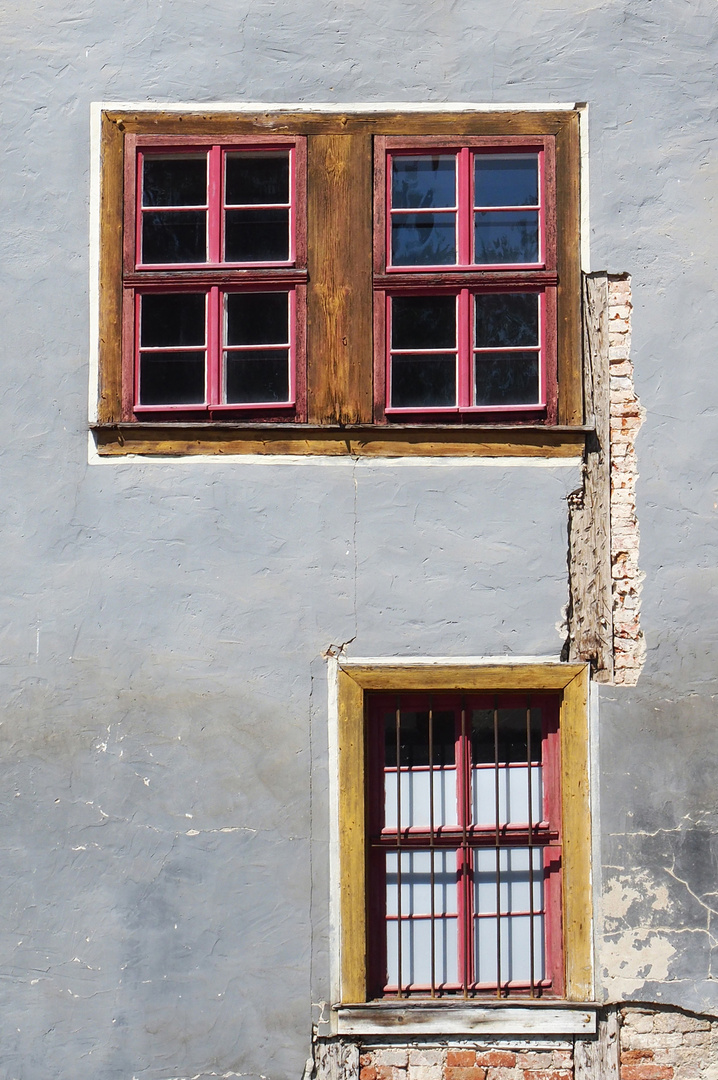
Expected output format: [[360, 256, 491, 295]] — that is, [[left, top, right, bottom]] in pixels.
[[0, 0, 717, 1077]]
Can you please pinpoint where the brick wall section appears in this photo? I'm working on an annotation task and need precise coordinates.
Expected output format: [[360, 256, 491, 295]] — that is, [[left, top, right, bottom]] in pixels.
[[621, 1006, 718, 1080], [608, 274, 646, 685], [359, 1042, 573, 1080]]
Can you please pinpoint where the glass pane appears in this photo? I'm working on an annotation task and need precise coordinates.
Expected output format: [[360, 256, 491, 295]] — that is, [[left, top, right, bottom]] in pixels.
[[474, 211, 539, 264], [385, 768, 457, 829], [384, 709, 456, 768], [472, 764, 543, 826], [473, 848, 545, 985], [474, 154, 538, 207], [143, 156, 207, 207], [139, 353, 205, 405], [392, 213, 456, 266], [226, 292, 289, 345], [471, 707, 543, 765], [225, 152, 290, 205], [391, 356, 456, 409], [225, 208, 289, 262], [475, 293, 539, 349], [474, 352, 539, 406], [224, 351, 289, 403], [142, 210, 207, 263], [140, 293, 206, 347], [392, 155, 456, 209], [391, 296, 456, 350], [386, 851, 458, 988]]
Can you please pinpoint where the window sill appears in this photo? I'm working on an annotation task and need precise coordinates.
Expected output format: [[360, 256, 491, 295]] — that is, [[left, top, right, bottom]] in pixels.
[[332, 1001, 598, 1037], [92, 423, 590, 459]]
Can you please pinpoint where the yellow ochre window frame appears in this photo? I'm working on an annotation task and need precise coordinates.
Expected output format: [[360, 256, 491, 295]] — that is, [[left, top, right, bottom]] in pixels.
[[336, 661, 592, 1004]]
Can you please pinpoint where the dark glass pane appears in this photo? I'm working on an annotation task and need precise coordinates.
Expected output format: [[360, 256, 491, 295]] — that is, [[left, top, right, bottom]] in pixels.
[[392, 155, 456, 209], [471, 707, 543, 764], [225, 152, 290, 205], [475, 293, 539, 349], [140, 293, 205, 347], [474, 211, 539, 264], [391, 356, 456, 409], [225, 208, 289, 262], [474, 352, 539, 406], [139, 352, 205, 405], [226, 292, 288, 345], [142, 210, 207, 263], [392, 295, 456, 350], [224, 350, 289, 403], [392, 213, 456, 266], [384, 710, 456, 768], [474, 155, 538, 207], [142, 156, 207, 207]]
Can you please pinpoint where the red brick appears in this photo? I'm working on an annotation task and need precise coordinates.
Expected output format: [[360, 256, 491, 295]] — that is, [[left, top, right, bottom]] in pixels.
[[360, 1056, 373, 1068], [524, 1072, 572, 1080], [475, 1052, 516, 1068], [622, 1051, 655, 1064], [446, 1051, 477, 1068], [360, 1068, 377, 1080], [444, 1068, 486, 1080], [621, 1067, 673, 1080]]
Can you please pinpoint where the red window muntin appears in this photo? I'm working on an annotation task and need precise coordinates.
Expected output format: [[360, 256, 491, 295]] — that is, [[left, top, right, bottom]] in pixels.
[[366, 692, 563, 999], [121, 134, 307, 420], [373, 136, 557, 423]]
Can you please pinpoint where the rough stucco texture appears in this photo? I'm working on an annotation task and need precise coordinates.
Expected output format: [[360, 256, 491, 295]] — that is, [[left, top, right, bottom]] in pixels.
[[1, 0, 718, 1076]]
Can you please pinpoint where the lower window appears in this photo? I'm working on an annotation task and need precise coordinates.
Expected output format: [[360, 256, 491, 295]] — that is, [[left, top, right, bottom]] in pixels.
[[366, 692, 563, 998]]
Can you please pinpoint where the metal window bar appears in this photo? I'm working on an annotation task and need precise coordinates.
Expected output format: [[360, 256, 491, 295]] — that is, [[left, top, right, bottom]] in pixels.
[[428, 699, 436, 997], [526, 695, 536, 998], [493, 696, 502, 997], [395, 696, 403, 998]]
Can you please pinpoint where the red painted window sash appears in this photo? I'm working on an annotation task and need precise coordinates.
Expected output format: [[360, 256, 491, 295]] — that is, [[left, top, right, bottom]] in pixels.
[[367, 692, 563, 999]]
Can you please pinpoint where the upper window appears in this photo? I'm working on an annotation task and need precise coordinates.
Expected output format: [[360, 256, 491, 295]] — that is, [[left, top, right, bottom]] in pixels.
[[373, 138, 557, 422], [94, 109, 581, 457], [122, 135, 307, 419]]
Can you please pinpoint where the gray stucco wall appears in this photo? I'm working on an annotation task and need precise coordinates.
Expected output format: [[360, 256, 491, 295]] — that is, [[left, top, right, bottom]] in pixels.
[[1, 1, 717, 1077]]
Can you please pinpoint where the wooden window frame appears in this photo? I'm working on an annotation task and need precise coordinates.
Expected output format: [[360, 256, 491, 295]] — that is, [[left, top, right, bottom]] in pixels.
[[94, 109, 583, 458], [335, 662, 592, 1006]]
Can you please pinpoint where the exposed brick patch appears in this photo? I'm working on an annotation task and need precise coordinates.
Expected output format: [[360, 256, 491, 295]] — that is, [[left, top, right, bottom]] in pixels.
[[621, 1005, 718, 1080], [608, 273, 646, 685], [354, 1043, 573, 1080], [475, 1051, 516, 1067]]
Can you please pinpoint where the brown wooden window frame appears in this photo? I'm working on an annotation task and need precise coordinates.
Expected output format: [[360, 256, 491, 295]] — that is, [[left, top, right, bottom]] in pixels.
[[94, 108, 583, 459]]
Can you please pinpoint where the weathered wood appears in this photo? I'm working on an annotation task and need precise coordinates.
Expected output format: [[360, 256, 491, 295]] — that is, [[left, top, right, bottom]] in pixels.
[[336, 1005, 596, 1036], [337, 670, 367, 1004], [93, 424, 587, 458], [97, 113, 124, 424], [340, 662, 586, 693], [555, 112, 583, 425], [567, 272, 614, 680], [313, 1039, 360, 1080], [575, 1008, 620, 1080], [307, 133, 374, 424], [561, 666, 593, 1001]]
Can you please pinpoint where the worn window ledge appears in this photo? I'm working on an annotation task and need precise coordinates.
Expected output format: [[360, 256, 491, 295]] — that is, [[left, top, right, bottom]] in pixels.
[[332, 1001, 598, 1037], [92, 423, 589, 459]]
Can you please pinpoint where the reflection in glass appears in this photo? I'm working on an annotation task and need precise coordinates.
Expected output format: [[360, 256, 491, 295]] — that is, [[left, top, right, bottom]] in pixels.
[[392, 213, 456, 266], [392, 155, 456, 209], [142, 210, 207, 263], [386, 850, 458, 988], [224, 351, 289, 403], [474, 353, 539, 406], [474, 154, 538, 208], [143, 156, 207, 207], [225, 152, 290, 205], [473, 847, 545, 986], [475, 293, 539, 349], [140, 293, 206, 347], [226, 292, 288, 345], [471, 707, 543, 765], [225, 208, 289, 262], [474, 211, 539, 264], [391, 356, 456, 409], [139, 353, 206, 405], [391, 296, 456, 350]]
